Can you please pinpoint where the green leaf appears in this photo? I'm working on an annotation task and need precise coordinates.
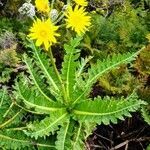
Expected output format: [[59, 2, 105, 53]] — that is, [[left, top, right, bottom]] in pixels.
[[61, 37, 82, 101], [55, 120, 84, 150], [0, 130, 34, 150], [24, 110, 68, 139], [29, 42, 59, 93], [71, 123, 84, 150], [14, 75, 64, 114], [0, 68, 13, 83], [73, 94, 146, 125], [87, 51, 141, 88], [23, 55, 55, 103], [0, 88, 23, 128], [83, 121, 97, 138], [141, 106, 150, 125], [75, 56, 93, 90], [147, 144, 150, 150], [0, 88, 8, 108], [55, 121, 70, 150], [0, 130, 55, 150], [73, 49, 142, 104]]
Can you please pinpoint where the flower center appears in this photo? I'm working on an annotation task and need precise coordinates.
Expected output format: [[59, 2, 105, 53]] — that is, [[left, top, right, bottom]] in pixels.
[[40, 30, 47, 37]]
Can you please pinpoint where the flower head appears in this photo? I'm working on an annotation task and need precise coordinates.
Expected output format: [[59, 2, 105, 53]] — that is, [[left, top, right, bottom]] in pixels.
[[74, 0, 88, 6], [65, 5, 91, 36], [18, 2, 35, 18], [28, 18, 60, 50], [35, 0, 50, 13], [49, 9, 59, 22]]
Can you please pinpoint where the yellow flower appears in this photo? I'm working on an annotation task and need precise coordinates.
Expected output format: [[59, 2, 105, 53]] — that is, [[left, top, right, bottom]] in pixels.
[[74, 0, 88, 6], [28, 18, 60, 50], [65, 5, 91, 36], [35, 0, 50, 13]]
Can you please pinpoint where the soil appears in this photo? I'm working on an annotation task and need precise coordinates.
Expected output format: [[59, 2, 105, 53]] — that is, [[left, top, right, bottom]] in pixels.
[[86, 113, 150, 150]]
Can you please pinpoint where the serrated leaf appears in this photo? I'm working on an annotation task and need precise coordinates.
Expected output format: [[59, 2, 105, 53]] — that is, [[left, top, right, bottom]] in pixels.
[[55, 120, 84, 150], [29, 42, 59, 93], [73, 49, 142, 104], [14, 75, 64, 114], [73, 94, 146, 125], [0, 130, 55, 150], [0, 88, 23, 128], [24, 110, 68, 139], [23, 55, 55, 103], [55, 121, 70, 150], [141, 106, 150, 125], [71, 123, 84, 150], [87, 51, 141, 88], [61, 37, 82, 101]]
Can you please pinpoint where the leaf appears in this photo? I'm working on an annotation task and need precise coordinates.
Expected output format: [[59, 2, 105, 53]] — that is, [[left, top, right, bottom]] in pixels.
[[83, 121, 97, 138], [73, 93, 146, 125], [86, 51, 141, 88], [147, 144, 150, 150], [0, 130, 34, 150], [24, 110, 68, 139], [75, 56, 93, 91], [55, 120, 84, 150], [0, 130, 55, 150], [0, 88, 23, 128], [55, 121, 70, 150], [71, 123, 85, 150], [23, 55, 55, 103], [0, 68, 13, 83], [61, 37, 82, 101], [14, 75, 64, 114], [0, 88, 8, 108], [73, 49, 143, 104], [29, 42, 60, 93], [141, 106, 150, 125]]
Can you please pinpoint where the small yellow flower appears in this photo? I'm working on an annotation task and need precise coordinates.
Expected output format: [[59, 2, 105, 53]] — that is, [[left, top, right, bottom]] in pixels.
[[35, 0, 50, 13], [74, 0, 88, 6], [28, 18, 60, 50], [65, 5, 91, 36]]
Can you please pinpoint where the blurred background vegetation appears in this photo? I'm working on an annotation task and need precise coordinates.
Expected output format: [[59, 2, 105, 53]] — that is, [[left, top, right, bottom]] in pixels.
[[0, 0, 150, 149]]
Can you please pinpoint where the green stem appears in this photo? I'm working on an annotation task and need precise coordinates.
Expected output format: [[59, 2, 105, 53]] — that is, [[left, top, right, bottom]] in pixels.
[[48, 47, 67, 103], [51, 0, 55, 10], [15, 102, 43, 114]]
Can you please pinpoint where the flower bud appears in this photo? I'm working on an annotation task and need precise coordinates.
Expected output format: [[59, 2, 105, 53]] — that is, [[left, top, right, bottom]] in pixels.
[[49, 9, 59, 22], [18, 2, 35, 18]]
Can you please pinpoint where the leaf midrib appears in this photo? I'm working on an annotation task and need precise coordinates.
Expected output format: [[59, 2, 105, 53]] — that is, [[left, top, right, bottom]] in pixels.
[[87, 52, 138, 86], [66, 47, 74, 100], [0, 134, 55, 148], [24, 56, 54, 103], [73, 51, 140, 105], [32, 113, 68, 135], [33, 44, 59, 91], [73, 102, 141, 116], [17, 82, 63, 112], [61, 121, 70, 150]]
